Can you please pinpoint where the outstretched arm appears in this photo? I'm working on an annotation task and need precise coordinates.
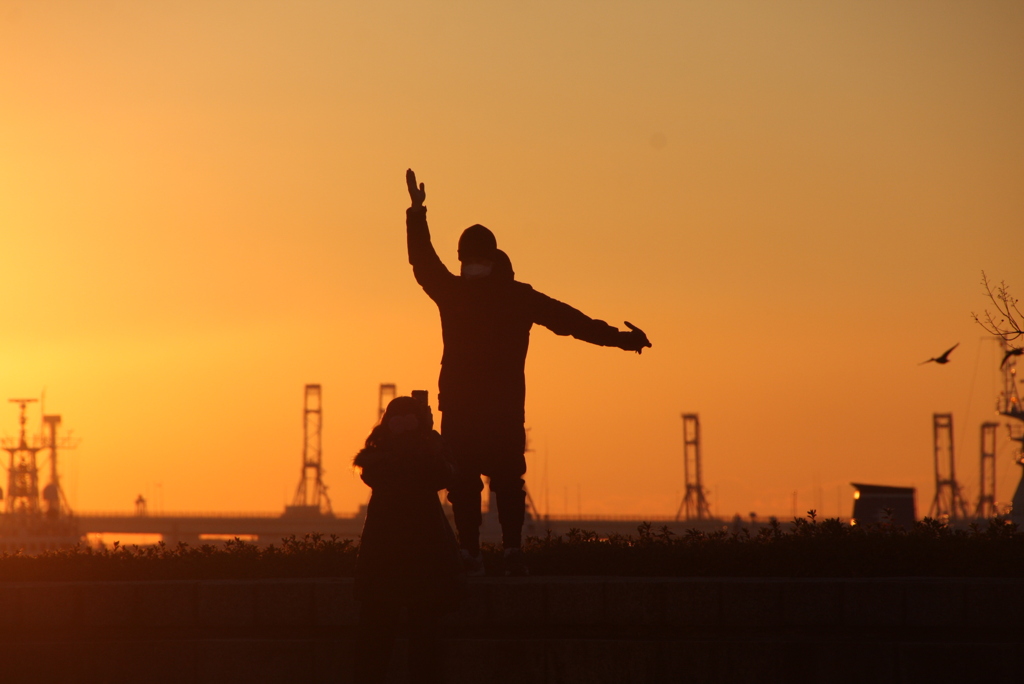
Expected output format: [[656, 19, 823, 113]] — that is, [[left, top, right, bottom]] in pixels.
[[532, 290, 652, 354], [405, 169, 453, 297]]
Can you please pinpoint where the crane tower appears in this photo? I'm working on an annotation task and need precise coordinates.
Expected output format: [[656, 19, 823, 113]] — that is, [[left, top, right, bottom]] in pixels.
[[378, 383, 396, 421], [3, 399, 42, 517], [675, 413, 711, 521], [41, 414, 75, 520], [1, 398, 81, 550], [998, 339, 1024, 522], [928, 413, 969, 521], [976, 422, 999, 519], [288, 384, 332, 517]]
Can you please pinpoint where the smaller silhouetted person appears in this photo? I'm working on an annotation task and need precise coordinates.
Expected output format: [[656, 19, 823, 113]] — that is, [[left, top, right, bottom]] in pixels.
[[353, 395, 462, 684], [920, 343, 959, 365]]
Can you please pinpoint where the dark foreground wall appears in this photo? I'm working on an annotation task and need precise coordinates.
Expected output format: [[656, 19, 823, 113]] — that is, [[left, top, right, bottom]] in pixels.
[[0, 577, 1020, 684]]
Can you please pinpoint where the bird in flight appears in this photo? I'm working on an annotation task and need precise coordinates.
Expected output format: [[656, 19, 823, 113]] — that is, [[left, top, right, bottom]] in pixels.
[[1002, 346, 1023, 369], [920, 343, 959, 365]]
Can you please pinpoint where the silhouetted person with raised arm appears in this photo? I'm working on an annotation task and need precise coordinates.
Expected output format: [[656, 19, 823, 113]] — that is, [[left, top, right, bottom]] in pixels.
[[405, 169, 651, 576], [352, 395, 462, 684]]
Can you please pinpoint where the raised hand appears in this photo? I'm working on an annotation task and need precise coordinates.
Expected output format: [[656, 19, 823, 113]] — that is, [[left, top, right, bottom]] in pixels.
[[406, 168, 426, 208], [621, 321, 652, 354]]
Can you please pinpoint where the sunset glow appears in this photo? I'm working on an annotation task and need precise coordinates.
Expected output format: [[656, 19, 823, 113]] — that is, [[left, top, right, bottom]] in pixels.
[[2, 2, 1021, 522]]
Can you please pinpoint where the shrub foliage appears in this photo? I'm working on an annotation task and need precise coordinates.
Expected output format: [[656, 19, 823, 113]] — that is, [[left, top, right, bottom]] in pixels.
[[0, 533, 357, 582], [512, 512, 1024, 578], [2, 513, 1023, 581]]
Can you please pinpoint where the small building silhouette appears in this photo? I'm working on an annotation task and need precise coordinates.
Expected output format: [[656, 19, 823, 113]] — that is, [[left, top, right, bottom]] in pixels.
[[850, 483, 916, 528]]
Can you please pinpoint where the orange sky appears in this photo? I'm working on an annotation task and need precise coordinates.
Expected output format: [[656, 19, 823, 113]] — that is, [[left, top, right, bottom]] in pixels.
[[1, 2, 1021, 521]]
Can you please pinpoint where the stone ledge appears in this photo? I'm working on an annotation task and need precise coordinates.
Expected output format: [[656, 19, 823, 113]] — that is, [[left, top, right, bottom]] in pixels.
[[1, 578, 1022, 684], [0, 576, 1021, 634]]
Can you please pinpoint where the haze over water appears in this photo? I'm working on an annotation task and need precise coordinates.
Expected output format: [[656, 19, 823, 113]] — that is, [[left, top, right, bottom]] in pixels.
[[1, 2, 1021, 521]]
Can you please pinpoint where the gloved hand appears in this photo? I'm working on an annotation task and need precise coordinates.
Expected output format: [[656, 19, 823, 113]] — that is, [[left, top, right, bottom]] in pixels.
[[406, 168, 426, 208], [618, 321, 651, 354]]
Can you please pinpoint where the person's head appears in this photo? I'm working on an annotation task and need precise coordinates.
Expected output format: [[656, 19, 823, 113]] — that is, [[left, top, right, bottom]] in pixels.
[[357, 395, 434, 462], [458, 224, 497, 280], [379, 395, 433, 436], [491, 249, 514, 281]]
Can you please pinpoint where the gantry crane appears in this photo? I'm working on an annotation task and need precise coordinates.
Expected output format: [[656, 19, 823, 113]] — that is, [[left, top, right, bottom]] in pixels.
[[287, 384, 332, 517], [675, 413, 711, 521]]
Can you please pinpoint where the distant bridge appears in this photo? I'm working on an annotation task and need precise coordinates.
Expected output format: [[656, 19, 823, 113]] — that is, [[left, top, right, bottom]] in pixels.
[[76, 511, 730, 545], [76, 512, 366, 545]]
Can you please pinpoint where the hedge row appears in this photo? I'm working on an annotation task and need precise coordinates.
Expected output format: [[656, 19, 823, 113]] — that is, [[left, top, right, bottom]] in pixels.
[[1, 513, 1022, 581]]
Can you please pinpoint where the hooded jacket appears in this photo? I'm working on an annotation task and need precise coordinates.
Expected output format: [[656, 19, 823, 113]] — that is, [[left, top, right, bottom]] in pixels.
[[407, 206, 624, 421]]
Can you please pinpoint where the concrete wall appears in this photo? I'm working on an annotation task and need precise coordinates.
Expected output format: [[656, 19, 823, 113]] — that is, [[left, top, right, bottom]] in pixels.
[[0, 577, 1020, 683]]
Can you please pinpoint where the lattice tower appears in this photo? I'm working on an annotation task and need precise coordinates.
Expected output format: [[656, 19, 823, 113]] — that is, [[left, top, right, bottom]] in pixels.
[[378, 383, 396, 421], [2, 399, 42, 518], [675, 413, 711, 521], [976, 422, 999, 519], [291, 384, 332, 515], [928, 413, 969, 521]]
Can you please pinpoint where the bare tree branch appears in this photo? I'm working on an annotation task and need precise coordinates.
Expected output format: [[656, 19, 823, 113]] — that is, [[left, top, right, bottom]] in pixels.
[[972, 271, 1023, 343]]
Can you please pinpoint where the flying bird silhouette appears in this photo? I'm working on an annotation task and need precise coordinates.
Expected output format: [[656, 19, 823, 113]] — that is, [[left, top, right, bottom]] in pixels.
[[920, 343, 959, 365], [1002, 346, 1023, 369]]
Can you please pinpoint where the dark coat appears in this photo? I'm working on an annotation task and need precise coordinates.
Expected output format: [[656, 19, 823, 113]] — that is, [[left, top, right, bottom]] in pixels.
[[353, 429, 463, 609], [406, 206, 625, 421]]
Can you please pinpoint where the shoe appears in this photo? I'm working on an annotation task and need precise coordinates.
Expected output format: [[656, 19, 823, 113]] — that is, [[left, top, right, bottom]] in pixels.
[[460, 548, 485, 577], [503, 547, 529, 577]]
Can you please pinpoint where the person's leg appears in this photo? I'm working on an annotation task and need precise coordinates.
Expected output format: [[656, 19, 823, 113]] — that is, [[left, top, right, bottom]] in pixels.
[[484, 419, 528, 551], [489, 473, 527, 549], [446, 468, 484, 554], [354, 599, 400, 684], [440, 411, 485, 555]]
